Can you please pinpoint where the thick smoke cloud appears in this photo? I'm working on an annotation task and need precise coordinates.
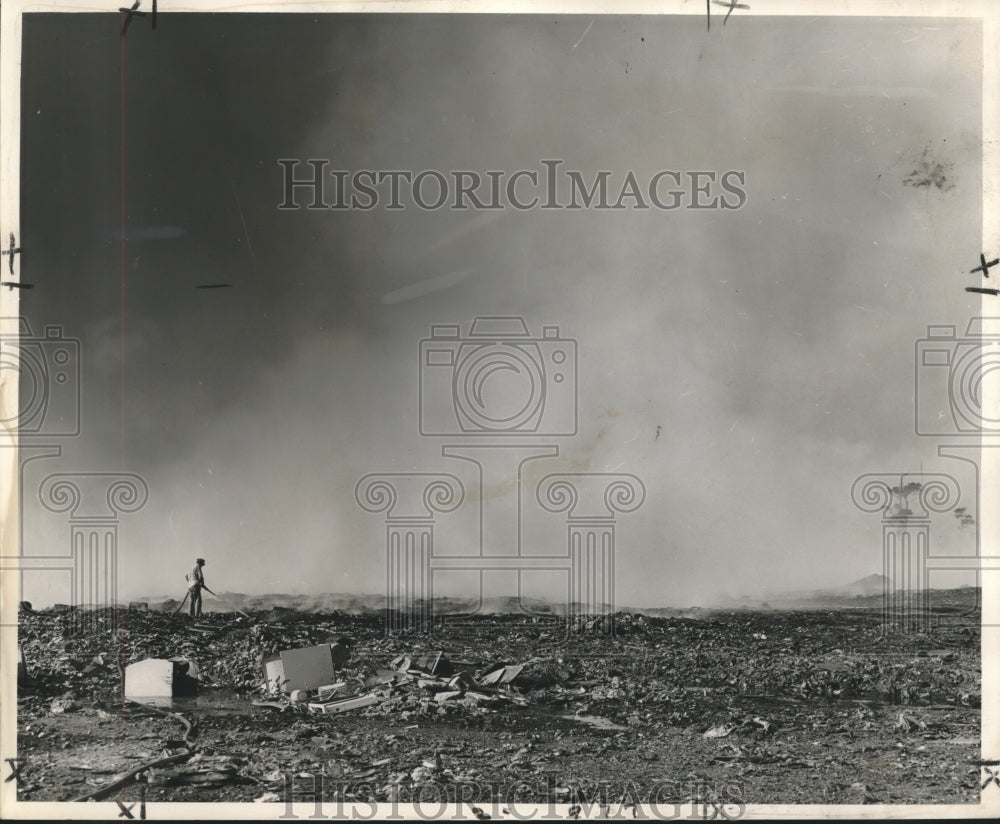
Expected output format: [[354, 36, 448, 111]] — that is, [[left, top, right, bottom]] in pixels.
[[16, 13, 983, 607]]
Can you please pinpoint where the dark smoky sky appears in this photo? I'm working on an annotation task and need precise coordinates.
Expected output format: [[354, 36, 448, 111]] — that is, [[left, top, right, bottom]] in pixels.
[[13, 12, 986, 606]]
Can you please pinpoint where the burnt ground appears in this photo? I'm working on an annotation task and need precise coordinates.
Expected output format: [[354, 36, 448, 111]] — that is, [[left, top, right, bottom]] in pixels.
[[14, 592, 983, 809]]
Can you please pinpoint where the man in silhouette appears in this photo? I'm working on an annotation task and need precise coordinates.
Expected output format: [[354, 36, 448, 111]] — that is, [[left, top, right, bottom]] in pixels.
[[185, 558, 206, 618]]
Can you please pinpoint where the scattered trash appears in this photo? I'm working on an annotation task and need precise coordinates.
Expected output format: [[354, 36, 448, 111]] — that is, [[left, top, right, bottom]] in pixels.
[[363, 669, 401, 688], [50, 693, 78, 714], [317, 682, 348, 700], [479, 664, 524, 686], [13, 597, 983, 804], [896, 712, 928, 733], [70, 752, 192, 802], [560, 714, 627, 731], [250, 699, 288, 710], [170, 657, 200, 680], [308, 692, 383, 715], [393, 651, 451, 676]]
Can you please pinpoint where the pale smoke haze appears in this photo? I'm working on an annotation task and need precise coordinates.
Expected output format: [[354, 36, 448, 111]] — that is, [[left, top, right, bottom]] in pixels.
[[15, 13, 984, 608]]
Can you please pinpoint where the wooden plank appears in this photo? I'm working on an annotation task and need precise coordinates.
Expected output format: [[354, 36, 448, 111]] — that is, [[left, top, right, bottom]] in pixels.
[[307, 693, 381, 714]]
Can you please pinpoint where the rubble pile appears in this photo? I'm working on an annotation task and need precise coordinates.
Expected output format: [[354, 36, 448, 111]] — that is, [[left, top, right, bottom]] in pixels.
[[16, 607, 980, 711], [14, 601, 982, 804]]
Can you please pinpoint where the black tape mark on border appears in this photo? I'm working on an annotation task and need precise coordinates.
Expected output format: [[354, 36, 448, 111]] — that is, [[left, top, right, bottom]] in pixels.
[[971, 253, 999, 276], [1, 233, 21, 275], [4, 758, 24, 786], [712, 0, 751, 27]]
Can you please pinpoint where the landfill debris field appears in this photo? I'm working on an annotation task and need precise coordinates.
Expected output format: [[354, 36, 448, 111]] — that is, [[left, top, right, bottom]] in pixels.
[[15, 592, 982, 808]]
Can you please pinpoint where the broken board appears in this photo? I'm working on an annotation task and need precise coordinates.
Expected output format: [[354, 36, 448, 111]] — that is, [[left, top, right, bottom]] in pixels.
[[307, 692, 381, 715]]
